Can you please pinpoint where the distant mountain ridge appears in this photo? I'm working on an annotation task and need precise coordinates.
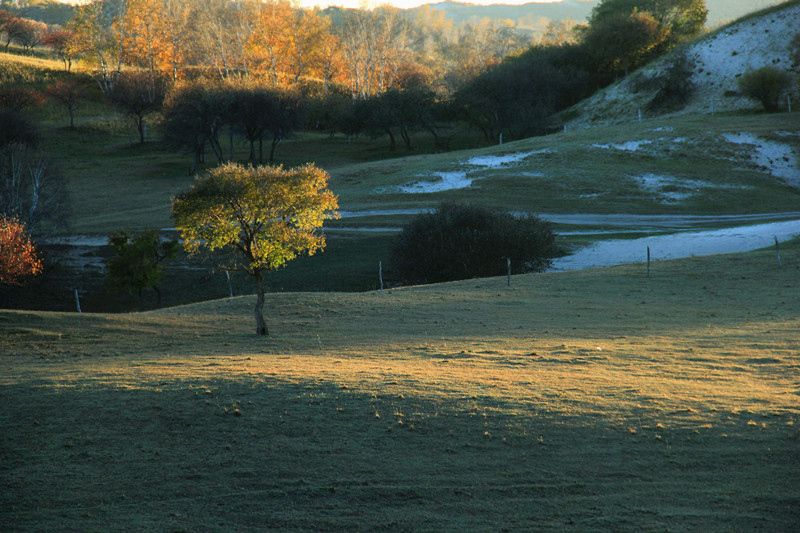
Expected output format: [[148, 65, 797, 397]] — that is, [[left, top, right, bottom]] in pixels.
[[12, 0, 788, 30], [410, 0, 787, 30]]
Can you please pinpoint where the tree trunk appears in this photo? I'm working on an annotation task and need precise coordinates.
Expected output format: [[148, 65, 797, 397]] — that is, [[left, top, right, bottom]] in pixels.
[[254, 270, 268, 336], [386, 128, 396, 150], [269, 130, 282, 162]]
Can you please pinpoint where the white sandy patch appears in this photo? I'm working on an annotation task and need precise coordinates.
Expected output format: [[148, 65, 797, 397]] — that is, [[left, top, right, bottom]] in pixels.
[[722, 132, 800, 187], [395, 150, 552, 194], [465, 149, 551, 168], [634, 172, 752, 204], [633, 173, 701, 203], [399, 171, 472, 193], [551, 219, 800, 271], [593, 140, 652, 151]]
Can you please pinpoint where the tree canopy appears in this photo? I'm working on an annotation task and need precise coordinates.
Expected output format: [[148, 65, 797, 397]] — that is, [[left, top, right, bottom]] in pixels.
[[391, 202, 556, 285], [104, 230, 178, 308], [588, 0, 707, 45], [171, 162, 339, 335], [0, 215, 42, 286]]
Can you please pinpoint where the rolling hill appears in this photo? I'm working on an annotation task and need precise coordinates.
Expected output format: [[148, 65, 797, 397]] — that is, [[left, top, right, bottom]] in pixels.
[[562, 1, 800, 127]]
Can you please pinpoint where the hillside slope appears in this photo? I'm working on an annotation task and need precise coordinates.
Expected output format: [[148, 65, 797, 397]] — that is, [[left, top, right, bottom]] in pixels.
[[564, 2, 800, 129]]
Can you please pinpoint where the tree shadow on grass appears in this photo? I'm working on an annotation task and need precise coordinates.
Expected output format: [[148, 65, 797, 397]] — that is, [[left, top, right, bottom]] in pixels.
[[1, 376, 798, 532]]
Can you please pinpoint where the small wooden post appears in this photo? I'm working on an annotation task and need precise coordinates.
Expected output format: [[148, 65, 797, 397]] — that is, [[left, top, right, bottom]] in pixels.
[[775, 236, 782, 268], [499, 132, 503, 145], [638, 109, 642, 123], [647, 246, 651, 278], [225, 271, 234, 298], [507, 258, 511, 287], [75, 289, 82, 313], [379, 261, 384, 292]]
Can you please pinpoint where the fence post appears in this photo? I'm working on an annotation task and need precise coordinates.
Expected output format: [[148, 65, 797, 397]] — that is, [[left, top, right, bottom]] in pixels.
[[775, 236, 782, 268], [225, 271, 233, 298], [647, 246, 651, 278], [379, 261, 384, 292], [75, 289, 82, 313], [507, 258, 511, 287]]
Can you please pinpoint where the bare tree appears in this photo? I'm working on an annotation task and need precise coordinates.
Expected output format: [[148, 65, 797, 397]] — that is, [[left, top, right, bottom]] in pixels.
[[106, 70, 168, 143], [46, 78, 87, 129], [338, 7, 411, 99], [0, 145, 68, 235]]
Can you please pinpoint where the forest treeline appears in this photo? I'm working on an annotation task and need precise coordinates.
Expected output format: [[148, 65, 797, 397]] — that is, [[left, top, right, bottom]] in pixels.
[[1, 0, 709, 153]]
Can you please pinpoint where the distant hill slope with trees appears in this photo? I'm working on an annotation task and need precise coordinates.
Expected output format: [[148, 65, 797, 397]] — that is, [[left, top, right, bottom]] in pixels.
[[411, 0, 785, 34], [562, 1, 800, 128]]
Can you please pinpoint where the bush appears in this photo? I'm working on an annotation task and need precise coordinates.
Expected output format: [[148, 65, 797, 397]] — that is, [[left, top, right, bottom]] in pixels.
[[644, 53, 696, 112], [737, 66, 792, 112], [390, 202, 556, 285]]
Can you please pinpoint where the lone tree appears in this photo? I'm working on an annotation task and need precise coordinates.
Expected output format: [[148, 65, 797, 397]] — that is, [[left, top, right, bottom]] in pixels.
[[171, 162, 338, 335]]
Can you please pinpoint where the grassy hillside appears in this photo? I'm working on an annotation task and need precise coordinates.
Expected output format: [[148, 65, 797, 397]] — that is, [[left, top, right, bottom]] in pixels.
[[563, 1, 800, 127], [2, 244, 799, 531], [1, 43, 798, 313], [37, 106, 800, 236]]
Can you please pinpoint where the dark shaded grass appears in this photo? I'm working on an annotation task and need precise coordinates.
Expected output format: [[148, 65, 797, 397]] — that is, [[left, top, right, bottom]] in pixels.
[[1, 376, 798, 532]]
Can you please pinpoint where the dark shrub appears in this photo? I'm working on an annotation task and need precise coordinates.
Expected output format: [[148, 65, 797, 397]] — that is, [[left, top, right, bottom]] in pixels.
[[646, 53, 696, 112], [391, 202, 556, 285], [737, 66, 792, 112]]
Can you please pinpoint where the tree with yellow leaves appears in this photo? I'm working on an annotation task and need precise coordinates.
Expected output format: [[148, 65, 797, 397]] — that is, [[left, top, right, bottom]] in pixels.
[[171, 163, 339, 335]]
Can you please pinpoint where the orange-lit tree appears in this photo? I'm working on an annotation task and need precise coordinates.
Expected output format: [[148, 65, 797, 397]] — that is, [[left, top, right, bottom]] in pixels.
[[118, 0, 191, 79], [0, 216, 42, 286], [247, 0, 293, 85]]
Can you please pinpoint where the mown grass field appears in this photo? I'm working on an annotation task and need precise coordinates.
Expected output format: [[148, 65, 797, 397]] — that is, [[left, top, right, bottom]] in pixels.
[[2, 244, 799, 531]]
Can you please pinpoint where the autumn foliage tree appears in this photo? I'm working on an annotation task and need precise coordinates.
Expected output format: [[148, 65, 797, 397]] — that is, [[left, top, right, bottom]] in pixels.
[[0, 216, 42, 286], [171, 162, 338, 335], [43, 29, 79, 71], [579, 10, 669, 80], [588, 0, 707, 46]]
